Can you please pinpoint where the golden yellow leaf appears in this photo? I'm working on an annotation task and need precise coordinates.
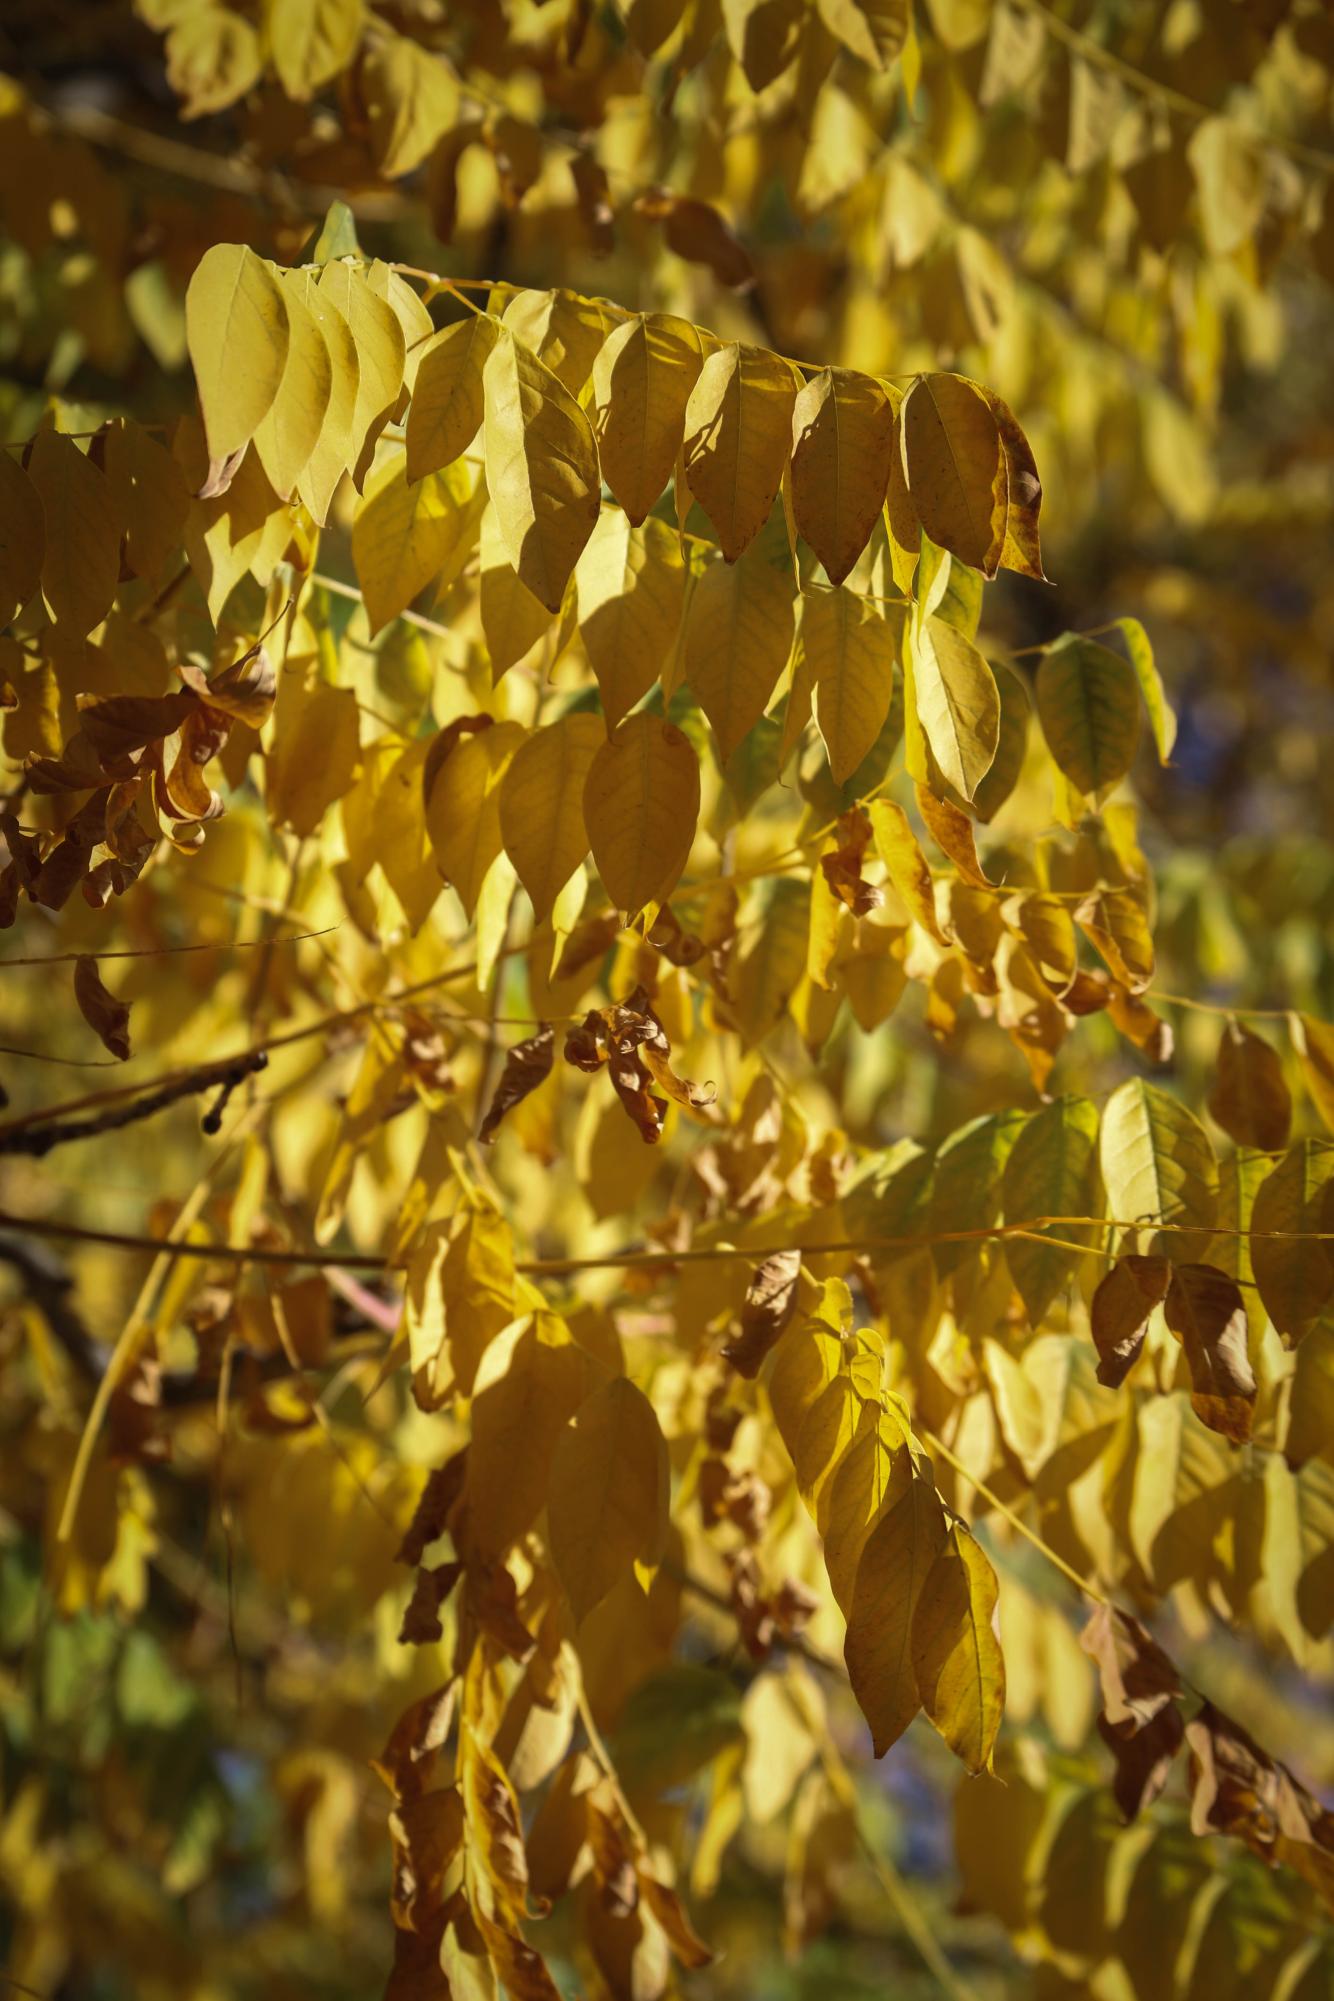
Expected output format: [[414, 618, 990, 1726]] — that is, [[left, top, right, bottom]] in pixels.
[[591, 311, 708, 526], [575, 510, 686, 727], [844, 1471, 948, 1756], [822, 1407, 912, 1613], [468, 1316, 600, 1555], [584, 713, 700, 916], [684, 549, 795, 761], [317, 261, 405, 476], [351, 450, 475, 637], [424, 719, 526, 917], [100, 418, 188, 583], [790, 367, 895, 585], [266, 672, 360, 838], [912, 1525, 1005, 1773], [683, 341, 798, 562], [254, 271, 333, 500], [548, 1374, 669, 1622], [1291, 1014, 1334, 1135], [499, 711, 605, 922], [284, 270, 359, 525], [1100, 1078, 1217, 1262], [805, 589, 901, 784], [28, 430, 121, 637], [166, 5, 262, 117], [363, 33, 460, 177], [900, 373, 1006, 576], [484, 329, 601, 611], [868, 798, 949, 944], [185, 243, 290, 463], [405, 314, 499, 481]]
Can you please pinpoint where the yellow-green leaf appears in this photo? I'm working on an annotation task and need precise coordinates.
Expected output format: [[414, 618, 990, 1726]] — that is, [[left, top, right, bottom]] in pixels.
[[1035, 634, 1141, 797], [185, 243, 291, 462], [1001, 1096, 1102, 1323], [1250, 1141, 1334, 1343], [548, 1374, 669, 1622], [683, 341, 798, 562], [591, 312, 708, 526], [911, 612, 999, 802], [483, 329, 601, 612], [499, 711, 604, 923], [584, 712, 700, 917], [286, 269, 360, 525], [405, 314, 499, 482], [912, 1524, 1005, 1773], [1100, 1078, 1217, 1261], [267, 0, 364, 100], [868, 797, 949, 944], [1291, 1013, 1334, 1135], [1114, 616, 1175, 762], [900, 373, 1006, 577], [790, 367, 895, 586]]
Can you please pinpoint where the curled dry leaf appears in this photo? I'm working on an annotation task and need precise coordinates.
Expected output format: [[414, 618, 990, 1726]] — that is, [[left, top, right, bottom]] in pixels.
[[73, 954, 132, 1060], [1080, 1603, 1185, 1819], [479, 1023, 555, 1143], [1089, 1253, 1171, 1386], [722, 1248, 803, 1378]]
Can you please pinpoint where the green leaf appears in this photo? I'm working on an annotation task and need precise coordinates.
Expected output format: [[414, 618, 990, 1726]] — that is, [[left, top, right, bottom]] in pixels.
[[1001, 1097, 1102, 1324], [1035, 633, 1141, 796]]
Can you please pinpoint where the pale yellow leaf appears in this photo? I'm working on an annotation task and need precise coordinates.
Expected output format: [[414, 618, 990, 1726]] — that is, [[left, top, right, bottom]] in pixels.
[[351, 449, 475, 636], [254, 270, 333, 500], [185, 242, 290, 462], [911, 612, 999, 801], [267, 0, 364, 100]]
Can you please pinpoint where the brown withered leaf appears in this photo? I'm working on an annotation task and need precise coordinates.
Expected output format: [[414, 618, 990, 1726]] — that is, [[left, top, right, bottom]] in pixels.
[[73, 953, 132, 1060], [474, 1906, 563, 2001], [480, 1023, 554, 1143], [819, 809, 884, 915], [373, 1683, 458, 1802], [468, 1556, 537, 1664], [566, 985, 714, 1144], [722, 1248, 803, 1378], [195, 442, 247, 500], [398, 1561, 464, 1645], [1063, 969, 1113, 1015], [587, 1789, 639, 1918], [1185, 1704, 1334, 1913], [634, 188, 753, 289], [398, 1449, 469, 1566], [1207, 1019, 1292, 1153], [30, 791, 110, 910], [388, 1786, 465, 1931], [1108, 981, 1174, 1062], [647, 903, 708, 966], [1089, 1254, 1171, 1387], [915, 781, 991, 887], [639, 1873, 714, 1970], [384, 1906, 451, 2001], [180, 641, 277, 728], [1163, 1261, 1255, 1443], [1080, 1603, 1184, 1819], [78, 691, 199, 769]]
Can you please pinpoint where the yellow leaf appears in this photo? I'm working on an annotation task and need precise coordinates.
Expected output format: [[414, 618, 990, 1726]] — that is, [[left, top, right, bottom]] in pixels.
[[868, 798, 949, 944], [424, 720, 526, 918], [341, 736, 441, 933], [185, 243, 290, 462], [789, 367, 895, 585], [584, 712, 700, 916], [100, 418, 188, 583], [900, 373, 1006, 576], [469, 1315, 600, 1555], [822, 1406, 912, 1613], [403, 1209, 516, 1401], [499, 711, 604, 922], [548, 1374, 669, 1622], [1250, 1141, 1334, 1343], [817, 0, 910, 69], [179, 425, 290, 623], [266, 673, 360, 837], [254, 270, 333, 500], [912, 1524, 1005, 1773], [722, 0, 804, 89], [1291, 1013, 1334, 1135], [683, 341, 798, 562], [363, 33, 460, 177], [1035, 634, 1141, 797], [267, 0, 364, 100], [733, 876, 809, 1045], [366, 260, 434, 395], [484, 329, 601, 612], [284, 269, 360, 524], [405, 314, 499, 481], [479, 501, 553, 679], [805, 589, 901, 784], [981, 387, 1046, 582], [844, 1471, 948, 1756], [351, 449, 475, 637], [1100, 1078, 1217, 1261], [1114, 615, 1175, 762], [575, 510, 686, 727], [0, 451, 44, 623], [501, 288, 611, 396], [971, 658, 1029, 822], [684, 549, 795, 762], [166, 6, 262, 118], [316, 261, 405, 477], [27, 431, 120, 637], [591, 311, 708, 526], [911, 611, 999, 802]]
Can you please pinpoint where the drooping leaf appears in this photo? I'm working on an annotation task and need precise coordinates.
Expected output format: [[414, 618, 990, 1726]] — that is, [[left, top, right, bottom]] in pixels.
[[789, 367, 895, 585], [498, 711, 604, 923], [1090, 1254, 1171, 1387], [1249, 1141, 1334, 1343], [1036, 634, 1141, 797], [1100, 1079, 1217, 1261], [911, 1524, 1005, 1774], [1001, 1096, 1102, 1324], [73, 955, 132, 1061], [425, 719, 525, 918], [591, 312, 708, 526], [576, 511, 686, 728], [484, 329, 601, 610], [1163, 1262, 1255, 1442], [185, 243, 290, 462], [844, 1471, 948, 1756], [910, 612, 1000, 804], [548, 1375, 669, 1622], [1207, 1020, 1292, 1153], [684, 547, 795, 762], [584, 713, 700, 917], [806, 590, 902, 785], [900, 373, 1007, 577], [682, 342, 798, 562], [405, 314, 499, 482], [479, 1028, 556, 1145]]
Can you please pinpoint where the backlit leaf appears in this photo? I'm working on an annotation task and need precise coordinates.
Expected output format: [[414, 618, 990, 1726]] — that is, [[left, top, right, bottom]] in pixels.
[[591, 312, 708, 526], [185, 243, 290, 462], [844, 1471, 948, 1756], [1036, 634, 1141, 797], [405, 314, 499, 482], [584, 713, 700, 917], [499, 711, 604, 923], [484, 330, 601, 611], [548, 1375, 669, 1622], [789, 367, 895, 585], [683, 342, 798, 562], [1100, 1079, 1217, 1261], [912, 1525, 1005, 1773], [685, 548, 795, 762], [911, 612, 1000, 801], [900, 373, 1007, 576]]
